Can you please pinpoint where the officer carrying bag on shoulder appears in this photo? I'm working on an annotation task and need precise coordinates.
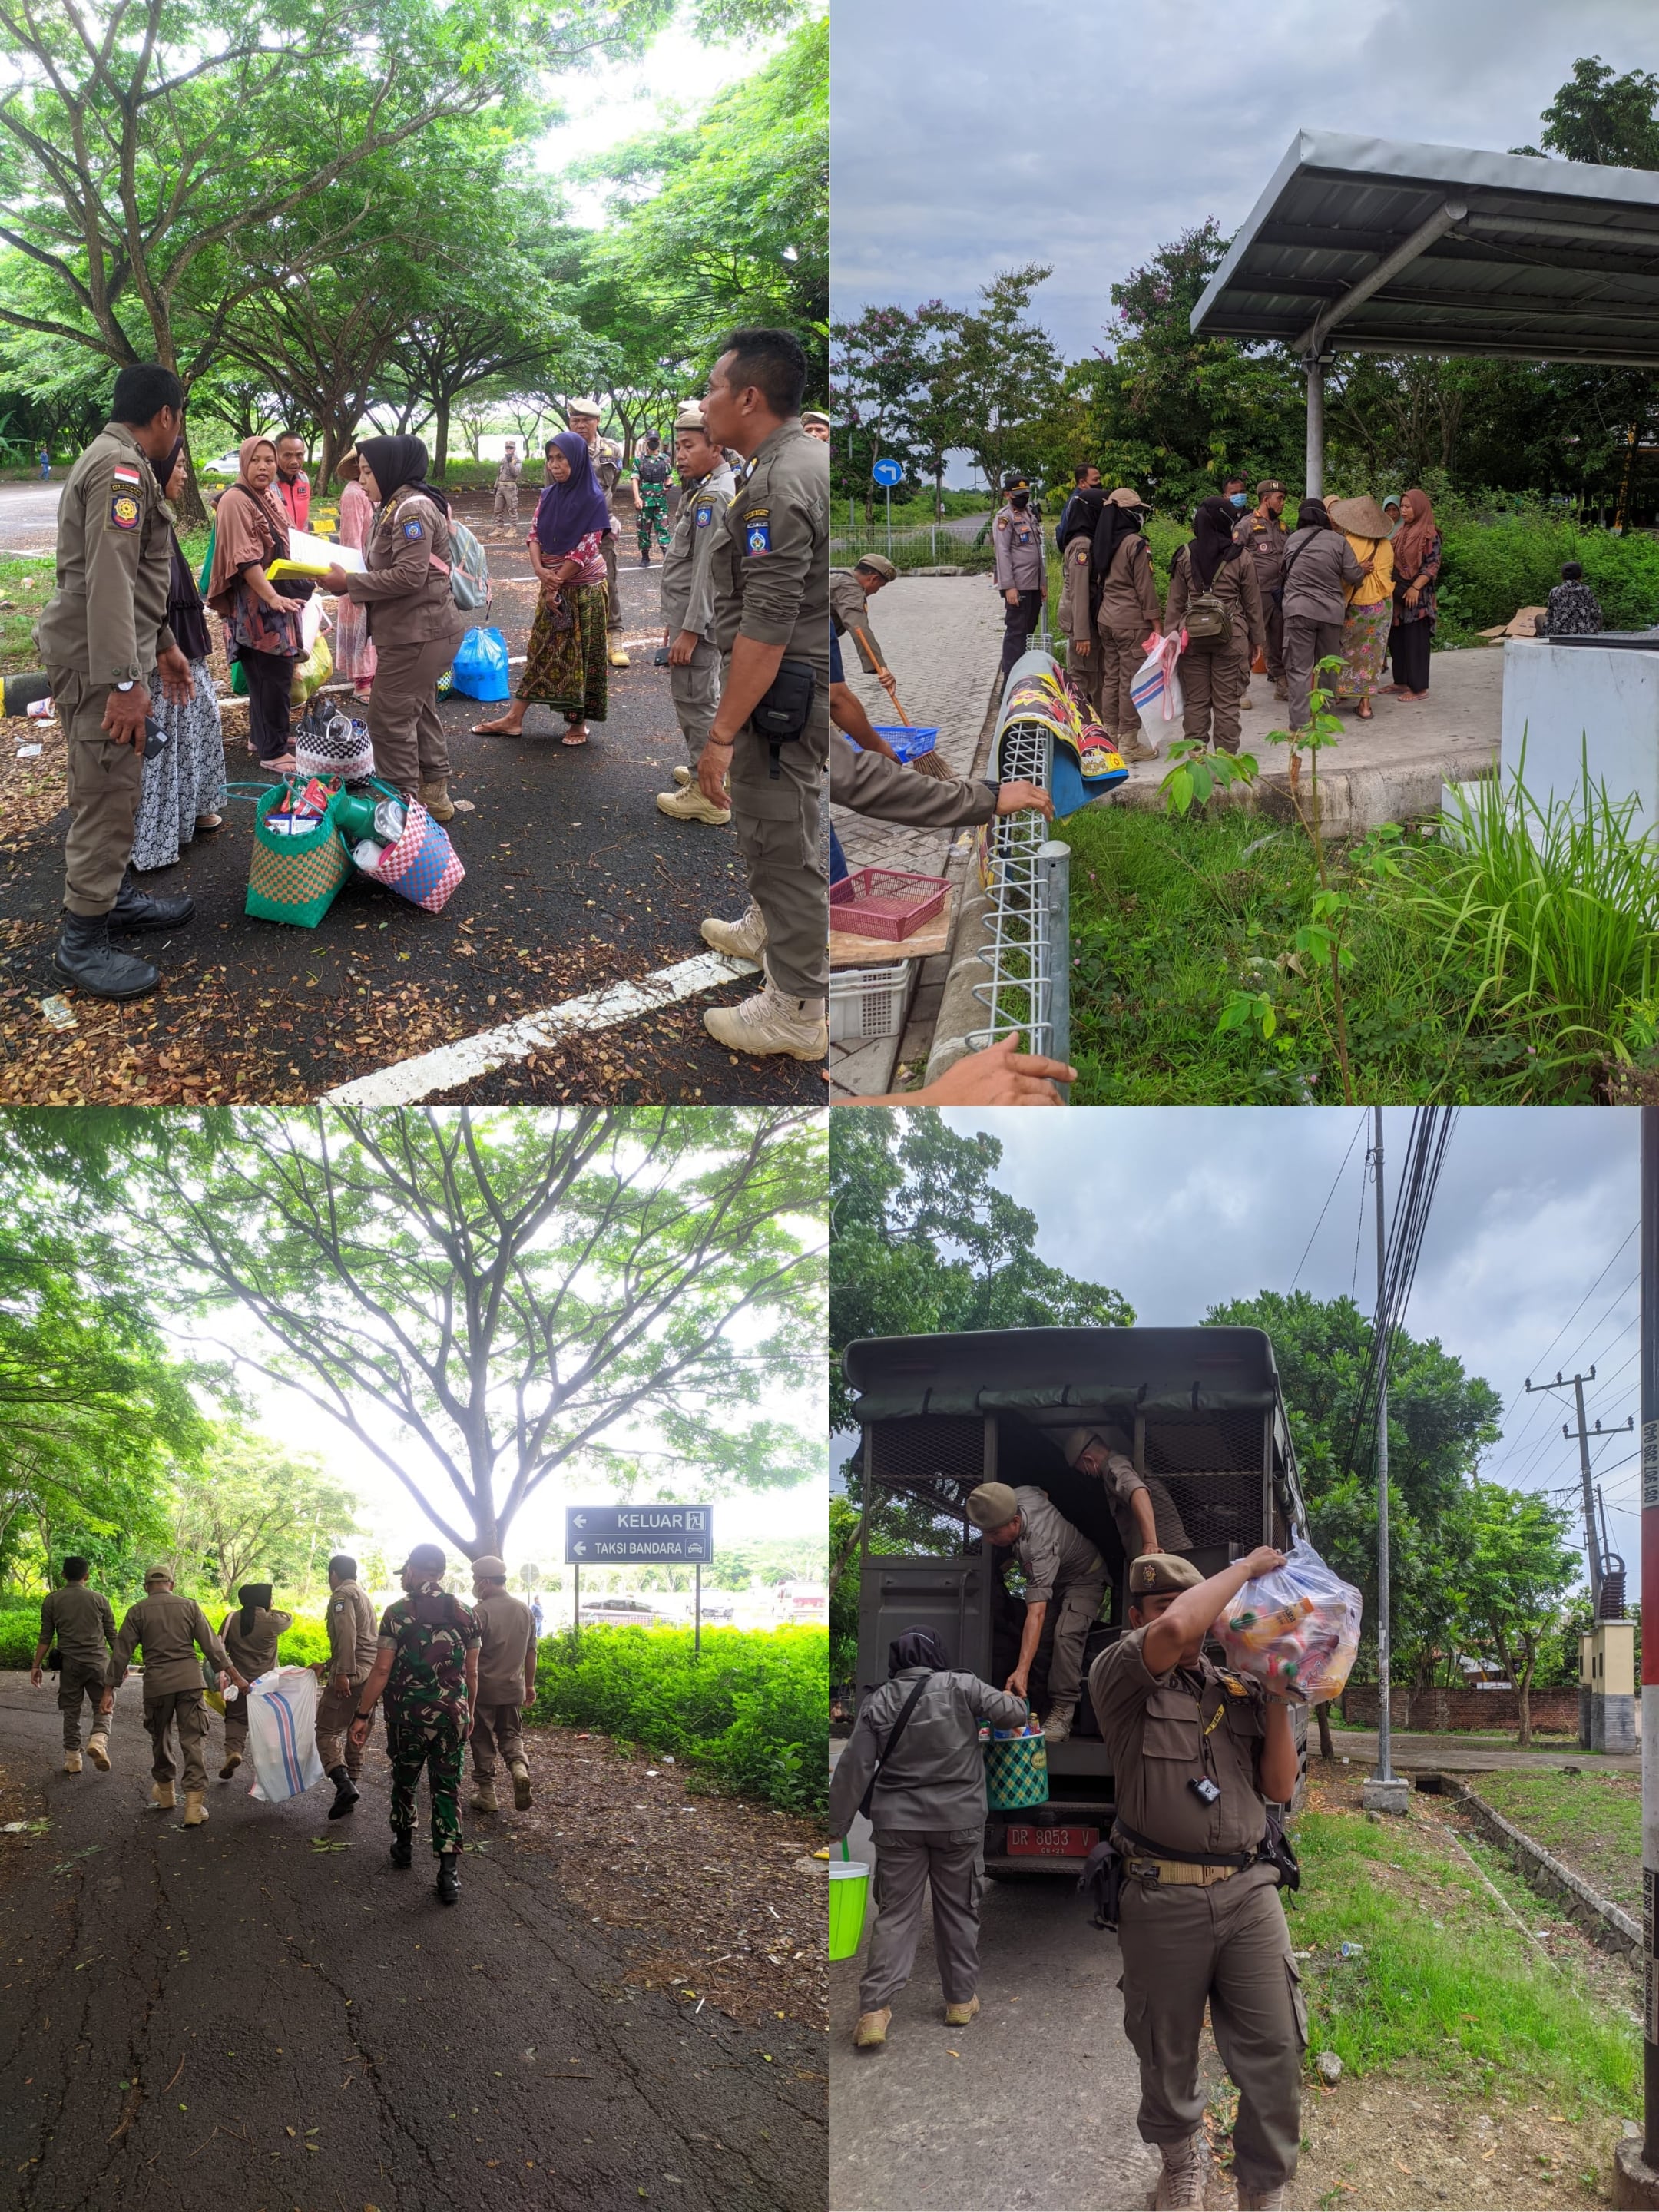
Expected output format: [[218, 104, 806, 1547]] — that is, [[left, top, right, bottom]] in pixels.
[[858, 1671, 932, 1821], [1181, 586, 1233, 648]]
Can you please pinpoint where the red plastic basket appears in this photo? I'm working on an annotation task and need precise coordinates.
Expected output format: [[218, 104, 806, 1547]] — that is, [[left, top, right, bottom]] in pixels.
[[830, 866, 949, 942]]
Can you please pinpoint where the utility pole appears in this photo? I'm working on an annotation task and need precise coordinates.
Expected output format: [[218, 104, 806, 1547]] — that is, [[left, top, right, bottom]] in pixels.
[[1363, 1107, 1409, 1815], [1524, 1367, 1633, 1621]]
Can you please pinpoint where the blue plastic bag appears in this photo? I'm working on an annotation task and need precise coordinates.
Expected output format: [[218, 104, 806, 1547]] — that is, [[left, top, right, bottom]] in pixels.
[[447, 624, 510, 702]]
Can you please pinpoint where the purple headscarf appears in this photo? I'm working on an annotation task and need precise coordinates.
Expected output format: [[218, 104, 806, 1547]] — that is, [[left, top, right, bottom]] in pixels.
[[533, 430, 611, 555]]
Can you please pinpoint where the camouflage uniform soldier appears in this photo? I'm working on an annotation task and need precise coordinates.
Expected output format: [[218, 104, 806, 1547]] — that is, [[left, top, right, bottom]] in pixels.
[[31, 1557, 117, 1774], [632, 433, 674, 562], [350, 1541, 479, 1905]]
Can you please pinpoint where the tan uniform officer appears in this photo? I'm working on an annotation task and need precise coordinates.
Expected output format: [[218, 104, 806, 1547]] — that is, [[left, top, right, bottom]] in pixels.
[[831, 729, 1051, 832], [829, 556, 899, 704], [800, 409, 832, 443], [567, 398, 631, 665], [1091, 1549, 1303, 2212], [966, 1479, 1106, 1745], [700, 326, 830, 1061], [827, 1627, 1029, 2050], [1094, 489, 1162, 758], [107, 1568, 251, 1826], [314, 1552, 380, 1818], [31, 1558, 117, 1773], [1061, 1428, 1193, 1562], [655, 402, 739, 827], [1235, 481, 1290, 709], [1056, 515, 1105, 721], [320, 434, 467, 823], [991, 475, 1045, 680], [217, 1582, 293, 1779], [35, 363, 197, 1000], [1164, 498, 1267, 757], [492, 444, 523, 534], [468, 1557, 538, 1812]]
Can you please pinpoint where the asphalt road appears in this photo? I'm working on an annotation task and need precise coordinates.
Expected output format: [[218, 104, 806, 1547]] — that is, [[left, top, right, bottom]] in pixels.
[[0, 1678, 825, 2212], [0, 480, 61, 554], [0, 501, 822, 1103], [1326, 1727, 1639, 1773]]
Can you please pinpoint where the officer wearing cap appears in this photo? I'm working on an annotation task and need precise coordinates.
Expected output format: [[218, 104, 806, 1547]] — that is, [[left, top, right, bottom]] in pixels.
[[1235, 481, 1290, 708], [106, 1568, 252, 1826], [313, 1552, 379, 1819], [801, 409, 832, 443], [1060, 1429, 1192, 1563], [656, 402, 740, 827], [965, 1479, 1106, 1746], [1089, 1545, 1303, 2212], [992, 475, 1046, 679], [829, 554, 899, 704], [468, 1555, 538, 1814], [566, 397, 631, 667]]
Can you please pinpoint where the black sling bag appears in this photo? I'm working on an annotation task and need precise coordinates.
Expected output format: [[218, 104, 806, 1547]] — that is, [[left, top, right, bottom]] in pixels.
[[857, 1671, 932, 1821]]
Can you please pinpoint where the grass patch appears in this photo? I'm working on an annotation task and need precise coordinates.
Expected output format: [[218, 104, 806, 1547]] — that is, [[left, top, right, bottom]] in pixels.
[[1473, 1768, 1641, 1914], [1288, 1793, 1637, 2113], [0, 553, 54, 674]]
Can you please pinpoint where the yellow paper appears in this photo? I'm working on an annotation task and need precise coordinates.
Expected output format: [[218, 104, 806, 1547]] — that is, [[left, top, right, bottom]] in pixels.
[[269, 528, 364, 580]]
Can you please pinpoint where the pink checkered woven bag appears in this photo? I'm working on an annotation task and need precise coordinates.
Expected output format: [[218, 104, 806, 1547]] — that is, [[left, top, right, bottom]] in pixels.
[[371, 798, 465, 913]]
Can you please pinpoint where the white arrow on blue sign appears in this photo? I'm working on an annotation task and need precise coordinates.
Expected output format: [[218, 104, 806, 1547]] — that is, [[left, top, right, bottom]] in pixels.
[[564, 1505, 714, 1565], [871, 457, 903, 486]]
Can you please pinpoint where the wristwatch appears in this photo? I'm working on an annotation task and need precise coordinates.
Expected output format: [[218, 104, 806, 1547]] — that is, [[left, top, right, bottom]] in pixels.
[[114, 680, 136, 693]]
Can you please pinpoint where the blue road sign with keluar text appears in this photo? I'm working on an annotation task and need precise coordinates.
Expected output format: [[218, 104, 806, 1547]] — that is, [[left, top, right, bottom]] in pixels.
[[565, 1505, 714, 1564], [872, 457, 903, 486]]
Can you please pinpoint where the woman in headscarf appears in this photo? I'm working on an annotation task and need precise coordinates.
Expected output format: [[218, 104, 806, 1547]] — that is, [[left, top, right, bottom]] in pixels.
[[471, 430, 610, 748], [1056, 482, 1108, 721], [318, 435, 467, 820], [131, 441, 229, 870], [1386, 487, 1442, 700], [329, 448, 377, 701], [1325, 495, 1396, 719], [1093, 489, 1164, 758], [1278, 498, 1369, 735], [1162, 494, 1264, 755], [216, 1581, 293, 1781], [826, 1624, 1031, 2054], [205, 435, 309, 773]]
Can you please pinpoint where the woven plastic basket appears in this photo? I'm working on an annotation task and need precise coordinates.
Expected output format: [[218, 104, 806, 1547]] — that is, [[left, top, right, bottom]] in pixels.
[[830, 866, 948, 942], [984, 1728, 1049, 1811], [245, 783, 351, 929]]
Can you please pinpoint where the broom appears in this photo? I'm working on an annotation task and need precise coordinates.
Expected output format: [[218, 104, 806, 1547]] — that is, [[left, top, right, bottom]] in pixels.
[[854, 627, 952, 781]]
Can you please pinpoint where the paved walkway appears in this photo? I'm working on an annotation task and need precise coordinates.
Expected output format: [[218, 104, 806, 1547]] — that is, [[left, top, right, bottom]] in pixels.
[[1324, 1729, 1638, 1773], [0, 481, 61, 555]]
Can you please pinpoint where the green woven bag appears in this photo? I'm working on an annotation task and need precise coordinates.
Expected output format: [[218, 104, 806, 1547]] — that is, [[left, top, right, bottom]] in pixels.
[[244, 783, 351, 929], [984, 1729, 1049, 1811]]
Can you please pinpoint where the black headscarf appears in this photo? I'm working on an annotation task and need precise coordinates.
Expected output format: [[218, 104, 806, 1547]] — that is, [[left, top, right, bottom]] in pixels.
[[1296, 498, 1331, 531], [357, 435, 450, 518], [237, 1582, 273, 1637], [888, 1627, 949, 1677], [1187, 495, 1243, 590], [161, 439, 211, 662], [1057, 484, 1106, 553], [1089, 498, 1144, 608]]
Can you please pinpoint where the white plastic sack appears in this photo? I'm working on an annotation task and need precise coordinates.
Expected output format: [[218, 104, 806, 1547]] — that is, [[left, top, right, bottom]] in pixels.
[[1215, 1536, 1363, 1705], [1131, 630, 1182, 747], [299, 591, 327, 653], [243, 1666, 326, 1803]]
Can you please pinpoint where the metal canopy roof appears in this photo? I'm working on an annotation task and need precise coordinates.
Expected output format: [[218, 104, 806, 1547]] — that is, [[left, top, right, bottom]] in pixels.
[[1190, 131, 1659, 369]]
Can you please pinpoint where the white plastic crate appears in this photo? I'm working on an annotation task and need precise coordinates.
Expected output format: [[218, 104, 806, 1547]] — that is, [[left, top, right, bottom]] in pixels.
[[830, 963, 909, 1044]]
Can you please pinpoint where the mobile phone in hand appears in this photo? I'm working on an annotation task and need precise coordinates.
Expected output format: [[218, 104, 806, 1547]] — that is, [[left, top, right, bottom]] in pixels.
[[141, 714, 170, 760]]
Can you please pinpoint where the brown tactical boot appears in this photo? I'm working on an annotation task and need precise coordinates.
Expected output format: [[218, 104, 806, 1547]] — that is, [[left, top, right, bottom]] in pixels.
[[699, 902, 767, 962], [219, 1750, 242, 1780], [63, 1749, 82, 1774], [151, 1780, 176, 1811], [852, 2008, 891, 2051], [942, 1994, 979, 2027], [88, 1732, 110, 1772], [510, 1760, 532, 1810], [1118, 730, 1159, 763], [704, 983, 828, 1061], [470, 1777, 498, 1813], [1237, 2191, 1286, 2210], [182, 1790, 209, 1826], [419, 779, 456, 823], [1154, 2131, 1208, 2210]]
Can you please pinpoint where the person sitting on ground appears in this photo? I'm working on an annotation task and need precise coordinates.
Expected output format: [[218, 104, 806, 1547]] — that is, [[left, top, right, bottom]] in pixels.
[[1542, 560, 1604, 637], [472, 432, 611, 750], [131, 438, 227, 870], [828, 1626, 1029, 2051], [217, 1582, 293, 1781], [204, 435, 309, 774]]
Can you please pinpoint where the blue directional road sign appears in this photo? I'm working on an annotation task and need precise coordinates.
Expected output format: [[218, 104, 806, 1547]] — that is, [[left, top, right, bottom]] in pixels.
[[565, 1505, 714, 1565], [871, 457, 903, 487]]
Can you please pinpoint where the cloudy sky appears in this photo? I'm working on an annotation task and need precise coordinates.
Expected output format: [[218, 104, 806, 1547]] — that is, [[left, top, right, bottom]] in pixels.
[[846, 1108, 1641, 1584], [831, 0, 1659, 358]]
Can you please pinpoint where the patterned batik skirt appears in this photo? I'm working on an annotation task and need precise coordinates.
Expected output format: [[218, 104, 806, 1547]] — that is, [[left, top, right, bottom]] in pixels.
[[517, 581, 608, 723], [131, 659, 229, 871], [1334, 596, 1394, 702]]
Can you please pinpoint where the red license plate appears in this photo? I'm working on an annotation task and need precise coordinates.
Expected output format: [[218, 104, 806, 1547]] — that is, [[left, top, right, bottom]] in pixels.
[[1005, 1823, 1098, 1858]]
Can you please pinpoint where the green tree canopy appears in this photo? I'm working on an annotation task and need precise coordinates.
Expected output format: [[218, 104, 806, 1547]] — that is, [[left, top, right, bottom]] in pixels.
[[166, 1426, 360, 1608], [1457, 1483, 1582, 1744]]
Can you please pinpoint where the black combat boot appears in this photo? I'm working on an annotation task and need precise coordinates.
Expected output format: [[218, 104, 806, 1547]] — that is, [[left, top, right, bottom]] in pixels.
[[52, 910, 159, 999], [109, 866, 194, 931], [389, 1827, 413, 1869], [435, 1851, 461, 1905], [326, 1764, 359, 1820]]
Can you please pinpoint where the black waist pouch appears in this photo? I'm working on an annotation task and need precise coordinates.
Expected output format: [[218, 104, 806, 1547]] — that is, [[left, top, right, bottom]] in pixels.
[[753, 657, 816, 776], [1078, 1836, 1125, 1929]]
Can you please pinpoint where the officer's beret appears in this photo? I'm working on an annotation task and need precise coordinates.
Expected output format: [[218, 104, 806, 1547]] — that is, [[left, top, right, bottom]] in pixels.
[[1256, 478, 1286, 498], [471, 1555, 508, 1580], [801, 409, 833, 429], [568, 397, 603, 418], [674, 403, 707, 432], [854, 553, 898, 581], [1129, 1552, 1204, 1598], [966, 1481, 1020, 1531], [143, 1566, 174, 1588]]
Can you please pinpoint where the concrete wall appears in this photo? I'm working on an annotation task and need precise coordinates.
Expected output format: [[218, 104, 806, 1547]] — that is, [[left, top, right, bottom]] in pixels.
[[1342, 1682, 1580, 1732], [1500, 635, 1659, 823]]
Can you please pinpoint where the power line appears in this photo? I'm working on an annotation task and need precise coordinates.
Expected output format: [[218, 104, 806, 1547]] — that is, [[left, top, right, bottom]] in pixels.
[[1291, 1112, 1367, 1293], [1484, 1273, 1640, 1488], [1488, 1229, 1638, 1473], [1340, 1108, 1458, 1485]]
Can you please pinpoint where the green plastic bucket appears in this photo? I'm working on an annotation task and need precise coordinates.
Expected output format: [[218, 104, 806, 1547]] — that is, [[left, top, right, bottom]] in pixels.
[[828, 1859, 869, 1961], [985, 1728, 1049, 1811]]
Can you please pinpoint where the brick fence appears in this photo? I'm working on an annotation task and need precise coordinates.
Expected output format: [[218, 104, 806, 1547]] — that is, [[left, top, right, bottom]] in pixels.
[[1341, 1682, 1579, 1732]]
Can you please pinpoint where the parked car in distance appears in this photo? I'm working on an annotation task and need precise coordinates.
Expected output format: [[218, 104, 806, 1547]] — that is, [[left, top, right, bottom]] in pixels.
[[578, 1595, 669, 1628]]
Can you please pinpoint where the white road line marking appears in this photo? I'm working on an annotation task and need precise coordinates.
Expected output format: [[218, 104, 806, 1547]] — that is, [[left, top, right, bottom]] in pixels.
[[321, 949, 760, 1105]]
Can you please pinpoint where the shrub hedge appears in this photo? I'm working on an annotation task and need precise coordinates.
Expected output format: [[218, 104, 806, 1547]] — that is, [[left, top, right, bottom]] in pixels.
[[1435, 518, 1659, 637], [0, 1604, 333, 1667]]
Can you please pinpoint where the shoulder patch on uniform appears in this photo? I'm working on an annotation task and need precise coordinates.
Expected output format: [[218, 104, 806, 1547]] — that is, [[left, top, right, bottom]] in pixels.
[[1074, 547, 1088, 564], [108, 493, 139, 531], [743, 505, 769, 522], [694, 501, 714, 527], [111, 464, 142, 486], [402, 517, 424, 539], [745, 521, 771, 556], [996, 515, 1009, 528]]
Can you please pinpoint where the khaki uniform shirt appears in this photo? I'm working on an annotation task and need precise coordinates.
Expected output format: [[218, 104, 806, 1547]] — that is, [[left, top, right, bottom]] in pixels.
[[494, 455, 523, 491], [1090, 1624, 1270, 1856], [35, 422, 177, 684], [325, 1581, 379, 1681], [1234, 508, 1289, 594], [591, 435, 624, 530], [829, 568, 887, 674], [1010, 1485, 1104, 1605], [1164, 545, 1267, 656], [660, 460, 737, 639], [991, 503, 1044, 591], [828, 1667, 1030, 1833], [1058, 538, 1094, 650], [38, 1584, 116, 1667], [1097, 1451, 1193, 1561], [710, 422, 830, 680], [346, 491, 467, 651], [1098, 532, 1163, 636], [473, 1588, 535, 1704], [220, 1605, 293, 1682], [107, 1593, 230, 1703], [830, 730, 996, 826]]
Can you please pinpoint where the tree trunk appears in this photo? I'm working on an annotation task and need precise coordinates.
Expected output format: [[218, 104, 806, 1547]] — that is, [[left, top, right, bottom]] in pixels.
[[830, 1509, 864, 1590], [1315, 1700, 1334, 1760], [432, 392, 451, 481], [1517, 1676, 1532, 1747]]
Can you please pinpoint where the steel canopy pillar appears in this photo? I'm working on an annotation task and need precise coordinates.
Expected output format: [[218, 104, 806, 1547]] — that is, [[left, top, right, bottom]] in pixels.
[[1304, 353, 1325, 500]]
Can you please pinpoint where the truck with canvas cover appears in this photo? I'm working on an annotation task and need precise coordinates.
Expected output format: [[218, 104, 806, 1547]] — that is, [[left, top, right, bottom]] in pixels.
[[845, 1325, 1310, 1874]]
